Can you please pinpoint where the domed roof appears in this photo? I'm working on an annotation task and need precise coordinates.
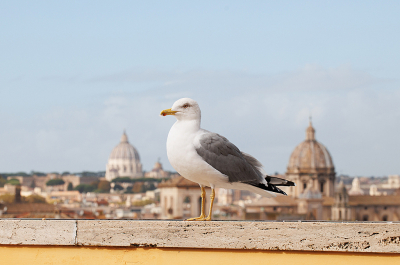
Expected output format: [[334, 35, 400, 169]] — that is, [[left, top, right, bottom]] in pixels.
[[109, 131, 140, 161], [152, 161, 163, 171], [287, 121, 334, 174]]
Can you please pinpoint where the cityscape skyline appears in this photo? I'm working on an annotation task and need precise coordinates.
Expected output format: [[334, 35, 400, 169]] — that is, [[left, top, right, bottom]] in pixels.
[[1, 2, 399, 176]]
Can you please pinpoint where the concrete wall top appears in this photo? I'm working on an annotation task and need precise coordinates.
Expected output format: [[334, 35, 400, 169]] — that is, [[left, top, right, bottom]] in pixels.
[[1, 219, 400, 253]]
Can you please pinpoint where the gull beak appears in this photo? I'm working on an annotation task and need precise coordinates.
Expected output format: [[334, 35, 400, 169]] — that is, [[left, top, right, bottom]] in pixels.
[[160, 108, 178, 116]]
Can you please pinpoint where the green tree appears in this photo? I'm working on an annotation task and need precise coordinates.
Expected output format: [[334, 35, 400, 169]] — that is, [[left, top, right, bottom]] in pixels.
[[97, 180, 111, 193], [46, 179, 65, 186], [124, 185, 134, 194], [7, 178, 20, 186], [67, 182, 73, 191], [111, 177, 133, 183], [74, 184, 96, 193], [31, 171, 46, 176], [113, 184, 123, 191], [147, 182, 156, 191]]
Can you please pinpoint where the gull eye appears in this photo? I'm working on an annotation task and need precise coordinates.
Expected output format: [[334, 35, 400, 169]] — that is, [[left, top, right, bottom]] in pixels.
[[182, 103, 190, 109]]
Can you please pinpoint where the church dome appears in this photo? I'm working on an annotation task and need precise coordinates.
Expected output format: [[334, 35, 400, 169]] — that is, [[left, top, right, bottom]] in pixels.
[[109, 132, 140, 161], [287, 121, 334, 174], [105, 131, 143, 181]]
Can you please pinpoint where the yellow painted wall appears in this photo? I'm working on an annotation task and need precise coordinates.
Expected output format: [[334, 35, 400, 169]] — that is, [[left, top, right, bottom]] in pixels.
[[1, 246, 400, 265]]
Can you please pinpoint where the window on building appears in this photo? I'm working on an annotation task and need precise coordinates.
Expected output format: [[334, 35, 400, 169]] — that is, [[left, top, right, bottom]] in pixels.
[[320, 182, 324, 193], [382, 215, 388, 221], [363, 215, 369, 221], [303, 182, 307, 190], [183, 196, 192, 219], [184, 196, 191, 203]]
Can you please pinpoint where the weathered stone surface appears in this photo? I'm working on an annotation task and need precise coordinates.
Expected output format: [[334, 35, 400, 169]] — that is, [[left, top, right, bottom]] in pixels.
[[0, 219, 76, 245], [76, 220, 400, 253], [1, 219, 400, 252]]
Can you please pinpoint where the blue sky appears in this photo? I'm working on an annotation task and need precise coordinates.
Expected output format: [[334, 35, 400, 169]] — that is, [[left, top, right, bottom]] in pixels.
[[1, 1, 399, 176]]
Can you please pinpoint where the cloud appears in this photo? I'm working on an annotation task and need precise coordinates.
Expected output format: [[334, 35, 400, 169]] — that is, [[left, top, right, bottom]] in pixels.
[[1, 64, 399, 176], [89, 64, 378, 94]]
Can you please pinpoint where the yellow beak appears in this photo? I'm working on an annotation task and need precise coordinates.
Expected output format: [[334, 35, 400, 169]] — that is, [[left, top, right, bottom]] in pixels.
[[160, 108, 178, 116]]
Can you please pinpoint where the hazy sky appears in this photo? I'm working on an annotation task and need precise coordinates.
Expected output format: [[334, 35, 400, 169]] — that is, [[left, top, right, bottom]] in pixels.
[[1, 1, 399, 176]]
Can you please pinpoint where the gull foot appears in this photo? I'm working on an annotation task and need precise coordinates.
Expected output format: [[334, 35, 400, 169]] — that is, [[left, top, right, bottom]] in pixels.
[[185, 215, 207, 221]]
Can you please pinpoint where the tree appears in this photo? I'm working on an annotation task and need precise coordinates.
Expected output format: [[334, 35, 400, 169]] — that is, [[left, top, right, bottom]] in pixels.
[[90, 180, 100, 187], [111, 177, 133, 183], [97, 180, 111, 193], [67, 182, 73, 191], [31, 171, 46, 176], [147, 182, 156, 191], [7, 178, 20, 186], [46, 179, 65, 186], [124, 185, 134, 194], [74, 184, 96, 193], [0, 177, 7, 187], [0, 194, 15, 203], [113, 184, 123, 191], [132, 182, 144, 193], [25, 194, 46, 203]]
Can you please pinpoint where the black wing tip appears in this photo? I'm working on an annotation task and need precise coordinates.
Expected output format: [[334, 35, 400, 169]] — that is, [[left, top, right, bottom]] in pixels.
[[286, 181, 296, 187], [252, 183, 287, 196], [265, 175, 296, 187]]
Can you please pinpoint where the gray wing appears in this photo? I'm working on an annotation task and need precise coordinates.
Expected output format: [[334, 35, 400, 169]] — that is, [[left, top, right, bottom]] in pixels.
[[195, 132, 264, 184]]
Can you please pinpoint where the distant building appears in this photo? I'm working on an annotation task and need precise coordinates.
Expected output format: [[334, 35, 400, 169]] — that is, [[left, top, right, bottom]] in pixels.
[[285, 121, 335, 198], [6, 174, 80, 192], [331, 181, 351, 221], [105, 131, 143, 181], [249, 122, 400, 221], [332, 182, 400, 221], [348, 178, 364, 195], [144, 161, 170, 179], [158, 176, 211, 219], [383, 175, 400, 189], [369, 184, 382, 196]]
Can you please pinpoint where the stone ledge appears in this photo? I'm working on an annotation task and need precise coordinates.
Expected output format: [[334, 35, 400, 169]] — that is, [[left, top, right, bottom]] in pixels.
[[1, 219, 400, 253], [0, 219, 76, 245]]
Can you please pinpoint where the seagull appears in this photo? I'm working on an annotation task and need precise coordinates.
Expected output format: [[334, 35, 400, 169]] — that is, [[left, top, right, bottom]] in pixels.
[[160, 98, 295, 221]]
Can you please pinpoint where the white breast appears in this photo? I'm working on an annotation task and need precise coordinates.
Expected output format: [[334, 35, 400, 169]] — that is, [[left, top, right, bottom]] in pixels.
[[166, 121, 229, 188]]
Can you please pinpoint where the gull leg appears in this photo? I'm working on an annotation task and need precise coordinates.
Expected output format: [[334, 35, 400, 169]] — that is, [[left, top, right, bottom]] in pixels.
[[205, 188, 215, 221], [186, 186, 206, 221]]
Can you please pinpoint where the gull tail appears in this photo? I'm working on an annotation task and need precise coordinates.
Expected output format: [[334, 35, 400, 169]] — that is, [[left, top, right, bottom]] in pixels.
[[265, 175, 296, 187], [252, 182, 288, 196], [247, 175, 296, 196]]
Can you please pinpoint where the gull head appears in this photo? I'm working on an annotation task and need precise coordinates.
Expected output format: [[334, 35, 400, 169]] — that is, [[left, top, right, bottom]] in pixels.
[[160, 98, 201, 121]]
